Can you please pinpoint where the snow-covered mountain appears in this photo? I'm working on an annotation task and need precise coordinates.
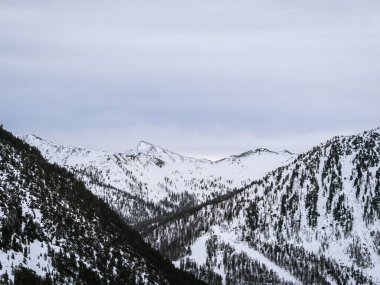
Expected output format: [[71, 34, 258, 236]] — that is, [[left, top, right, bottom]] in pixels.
[[125, 140, 209, 163], [0, 126, 205, 285], [141, 128, 380, 285], [12, 127, 380, 284], [22, 134, 295, 224]]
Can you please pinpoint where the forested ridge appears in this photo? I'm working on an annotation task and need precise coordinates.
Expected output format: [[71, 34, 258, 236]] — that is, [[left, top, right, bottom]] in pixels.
[[142, 128, 380, 284], [0, 126, 205, 285]]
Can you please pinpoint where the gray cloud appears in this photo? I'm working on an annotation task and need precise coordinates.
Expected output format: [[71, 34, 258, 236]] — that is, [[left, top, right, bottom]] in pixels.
[[1, 0, 380, 158]]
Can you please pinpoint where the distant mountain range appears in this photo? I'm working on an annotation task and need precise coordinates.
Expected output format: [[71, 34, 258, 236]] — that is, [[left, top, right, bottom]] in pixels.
[[22, 134, 295, 224]]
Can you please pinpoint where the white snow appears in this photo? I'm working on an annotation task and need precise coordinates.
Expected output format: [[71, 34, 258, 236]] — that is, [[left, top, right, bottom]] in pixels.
[[22, 134, 295, 217]]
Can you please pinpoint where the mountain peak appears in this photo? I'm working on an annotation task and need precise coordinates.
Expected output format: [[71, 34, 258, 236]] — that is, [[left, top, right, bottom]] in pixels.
[[233, 148, 277, 158], [220, 147, 296, 162], [138, 140, 154, 146], [125, 141, 209, 163], [126, 140, 181, 162], [253, 148, 277, 154], [135, 140, 157, 154]]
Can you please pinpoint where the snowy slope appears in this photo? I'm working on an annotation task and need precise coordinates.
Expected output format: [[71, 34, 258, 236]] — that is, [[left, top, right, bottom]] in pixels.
[[22, 134, 295, 224], [0, 127, 205, 285], [142, 128, 380, 285]]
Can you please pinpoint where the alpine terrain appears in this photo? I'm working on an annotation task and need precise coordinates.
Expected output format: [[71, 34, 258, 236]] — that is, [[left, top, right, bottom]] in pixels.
[[22, 135, 295, 224], [138, 128, 380, 285], [0, 126, 205, 285], [13, 127, 380, 285]]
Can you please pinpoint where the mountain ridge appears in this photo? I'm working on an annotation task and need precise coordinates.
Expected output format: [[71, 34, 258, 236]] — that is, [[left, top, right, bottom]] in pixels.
[[124, 140, 211, 163], [22, 134, 296, 224], [141, 127, 380, 284], [0, 126, 206, 285], [23, 134, 294, 163]]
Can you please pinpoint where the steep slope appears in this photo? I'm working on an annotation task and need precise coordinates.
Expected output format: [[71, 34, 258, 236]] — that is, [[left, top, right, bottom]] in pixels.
[[141, 128, 380, 285], [22, 135, 295, 224], [0, 126, 205, 285]]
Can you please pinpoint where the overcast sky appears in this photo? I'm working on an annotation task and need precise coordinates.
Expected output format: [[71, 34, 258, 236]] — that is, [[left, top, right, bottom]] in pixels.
[[1, 0, 380, 159]]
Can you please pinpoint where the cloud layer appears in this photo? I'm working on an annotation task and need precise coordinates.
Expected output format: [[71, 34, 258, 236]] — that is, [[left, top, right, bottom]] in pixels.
[[1, 0, 380, 158]]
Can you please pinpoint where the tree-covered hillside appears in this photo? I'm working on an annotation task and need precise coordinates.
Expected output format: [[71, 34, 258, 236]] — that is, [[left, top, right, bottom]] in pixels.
[[141, 128, 380, 285], [0, 126, 205, 285]]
